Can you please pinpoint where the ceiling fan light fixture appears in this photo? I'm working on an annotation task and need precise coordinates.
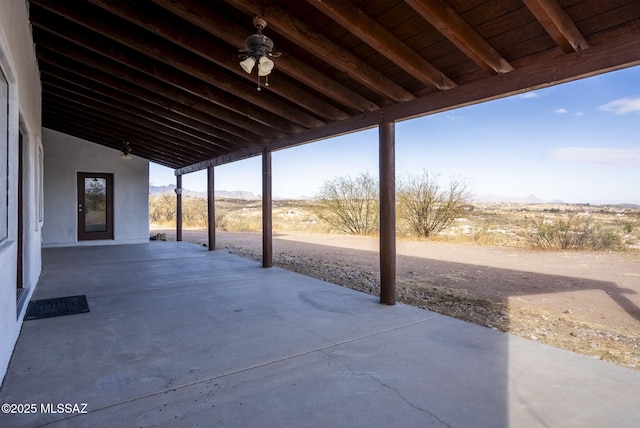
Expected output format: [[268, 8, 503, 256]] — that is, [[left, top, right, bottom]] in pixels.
[[239, 16, 280, 90], [120, 141, 133, 161]]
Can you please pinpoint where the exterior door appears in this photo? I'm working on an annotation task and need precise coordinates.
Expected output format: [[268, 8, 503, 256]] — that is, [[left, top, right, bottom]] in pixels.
[[77, 172, 114, 240]]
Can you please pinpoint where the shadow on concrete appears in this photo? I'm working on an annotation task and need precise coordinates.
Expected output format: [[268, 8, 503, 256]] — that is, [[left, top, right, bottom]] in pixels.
[[255, 236, 640, 328]]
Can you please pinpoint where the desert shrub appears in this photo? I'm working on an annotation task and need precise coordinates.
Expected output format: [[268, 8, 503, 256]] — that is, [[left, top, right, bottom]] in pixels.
[[149, 194, 176, 225], [85, 180, 106, 210], [217, 211, 262, 232], [589, 226, 624, 251], [397, 170, 471, 238], [182, 197, 209, 228], [149, 194, 209, 228], [313, 172, 379, 235], [271, 205, 326, 233], [215, 211, 229, 230], [526, 214, 624, 251]]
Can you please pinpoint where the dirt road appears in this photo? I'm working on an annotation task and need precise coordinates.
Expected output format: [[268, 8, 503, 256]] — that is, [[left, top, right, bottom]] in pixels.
[[153, 228, 640, 369]]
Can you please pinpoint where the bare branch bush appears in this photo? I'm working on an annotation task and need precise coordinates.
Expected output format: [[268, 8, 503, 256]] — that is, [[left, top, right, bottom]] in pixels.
[[526, 214, 624, 251], [313, 172, 379, 235], [150, 194, 208, 228], [149, 194, 176, 225], [85, 180, 106, 210], [397, 171, 471, 238], [182, 197, 208, 228]]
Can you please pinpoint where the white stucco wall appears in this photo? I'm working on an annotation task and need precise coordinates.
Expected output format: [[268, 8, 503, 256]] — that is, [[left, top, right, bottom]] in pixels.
[[0, 1, 44, 385], [42, 128, 149, 247]]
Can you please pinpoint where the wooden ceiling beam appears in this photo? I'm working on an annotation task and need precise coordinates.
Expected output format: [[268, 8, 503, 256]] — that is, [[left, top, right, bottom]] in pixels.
[[307, 0, 456, 91], [153, 0, 378, 113], [44, 101, 200, 165], [87, 0, 350, 122], [43, 119, 188, 169], [375, 33, 640, 125], [44, 94, 221, 164], [405, 0, 514, 75], [29, 21, 294, 139], [30, 2, 317, 131], [38, 53, 253, 150], [522, 0, 589, 53], [32, 34, 282, 143], [42, 72, 232, 156], [43, 84, 220, 159], [227, 0, 415, 103], [27, 0, 638, 173], [177, 30, 640, 174]]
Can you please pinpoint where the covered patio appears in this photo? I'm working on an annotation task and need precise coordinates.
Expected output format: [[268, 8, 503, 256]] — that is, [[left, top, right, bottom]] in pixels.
[[28, 0, 640, 306], [1, 242, 638, 427], [2, 2, 640, 425]]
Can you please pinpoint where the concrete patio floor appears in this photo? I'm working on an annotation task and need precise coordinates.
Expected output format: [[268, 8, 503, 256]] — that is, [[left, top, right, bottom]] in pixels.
[[1, 242, 639, 427]]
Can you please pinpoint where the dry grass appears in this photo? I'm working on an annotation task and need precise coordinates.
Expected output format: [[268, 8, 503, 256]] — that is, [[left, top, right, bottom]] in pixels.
[[150, 196, 640, 251], [431, 203, 640, 251], [214, 199, 328, 233]]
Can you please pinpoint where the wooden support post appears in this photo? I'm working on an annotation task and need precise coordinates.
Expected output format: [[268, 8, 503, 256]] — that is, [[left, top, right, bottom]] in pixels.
[[262, 149, 273, 268], [207, 166, 215, 251], [176, 175, 182, 241], [379, 121, 396, 305], [176, 174, 183, 242]]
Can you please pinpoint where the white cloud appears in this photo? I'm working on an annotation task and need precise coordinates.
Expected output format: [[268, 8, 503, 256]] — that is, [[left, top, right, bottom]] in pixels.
[[444, 114, 463, 121], [554, 108, 568, 114], [574, 112, 586, 116], [598, 97, 640, 115], [520, 92, 539, 99], [552, 147, 640, 166]]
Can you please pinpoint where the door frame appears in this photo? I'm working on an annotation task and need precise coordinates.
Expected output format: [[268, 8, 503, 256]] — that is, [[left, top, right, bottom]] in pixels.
[[16, 132, 23, 299], [77, 172, 114, 241]]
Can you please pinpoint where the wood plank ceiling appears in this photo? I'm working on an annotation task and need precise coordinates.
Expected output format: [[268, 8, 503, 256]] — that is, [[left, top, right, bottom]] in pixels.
[[29, 0, 640, 173]]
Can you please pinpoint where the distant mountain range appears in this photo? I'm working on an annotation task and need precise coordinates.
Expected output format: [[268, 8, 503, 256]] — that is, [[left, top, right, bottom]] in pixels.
[[472, 194, 547, 204], [150, 184, 260, 200], [150, 185, 638, 207], [472, 193, 639, 208]]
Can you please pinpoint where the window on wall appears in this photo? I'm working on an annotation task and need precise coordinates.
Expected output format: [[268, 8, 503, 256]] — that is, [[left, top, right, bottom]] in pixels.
[[0, 66, 8, 242]]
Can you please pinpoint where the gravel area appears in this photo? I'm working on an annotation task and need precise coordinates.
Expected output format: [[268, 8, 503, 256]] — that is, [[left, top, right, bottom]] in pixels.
[[152, 228, 640, 370]]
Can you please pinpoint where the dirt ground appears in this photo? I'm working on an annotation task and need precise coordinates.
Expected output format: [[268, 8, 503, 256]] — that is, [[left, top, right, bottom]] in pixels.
[[152, 228, 640, 370]]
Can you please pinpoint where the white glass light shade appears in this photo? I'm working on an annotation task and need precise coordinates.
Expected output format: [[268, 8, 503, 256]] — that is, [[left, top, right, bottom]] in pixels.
[[240, 57, 256, 74], [258, 56, 274, 76]]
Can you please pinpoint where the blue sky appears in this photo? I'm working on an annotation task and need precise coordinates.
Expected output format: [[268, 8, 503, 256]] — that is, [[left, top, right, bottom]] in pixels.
[[150, 65, 640, 204]]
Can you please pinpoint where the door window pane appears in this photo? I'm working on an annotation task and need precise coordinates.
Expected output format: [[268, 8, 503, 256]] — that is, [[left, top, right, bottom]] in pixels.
[[84, 177, 107, 232]]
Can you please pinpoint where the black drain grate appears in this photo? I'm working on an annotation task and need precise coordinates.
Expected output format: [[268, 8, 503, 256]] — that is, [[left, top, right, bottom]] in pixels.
[[24, 295, 90, 320]]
